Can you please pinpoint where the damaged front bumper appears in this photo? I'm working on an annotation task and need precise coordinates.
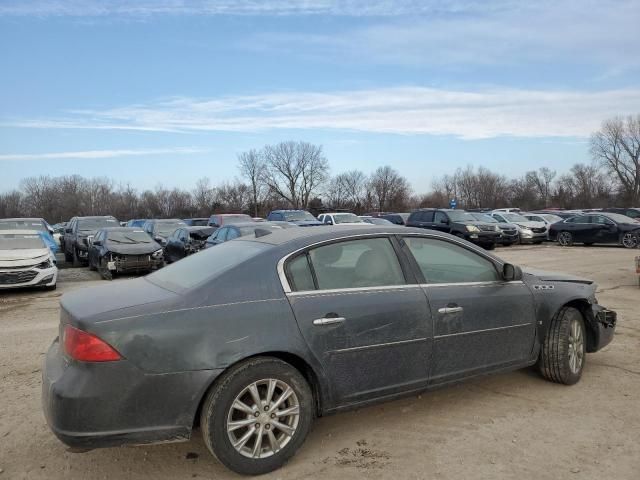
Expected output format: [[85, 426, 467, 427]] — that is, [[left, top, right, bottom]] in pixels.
[[587, 305, 617, 352], [105, 254, 164, 273]]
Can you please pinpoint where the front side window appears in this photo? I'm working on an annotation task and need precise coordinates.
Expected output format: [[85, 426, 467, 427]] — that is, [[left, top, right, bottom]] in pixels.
[[226, 228, 241, 240], [434, 211, 448, 224], [299, 237, 405, 290], [403, 237, 500, 284]]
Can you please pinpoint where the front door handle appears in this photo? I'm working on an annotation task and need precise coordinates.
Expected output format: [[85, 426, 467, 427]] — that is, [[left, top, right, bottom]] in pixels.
[[438, 306, 464, 314], [313, 317, 346, 326]]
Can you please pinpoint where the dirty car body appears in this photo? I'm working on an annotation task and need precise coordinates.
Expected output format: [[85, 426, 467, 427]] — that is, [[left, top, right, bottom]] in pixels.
[[42, 226, 617, 474]]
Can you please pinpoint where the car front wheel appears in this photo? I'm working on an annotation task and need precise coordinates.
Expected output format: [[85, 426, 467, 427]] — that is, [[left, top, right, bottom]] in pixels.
[[201, 357, 314, 475], [557, 231, 573, 246], [538, 306, 586, 385]]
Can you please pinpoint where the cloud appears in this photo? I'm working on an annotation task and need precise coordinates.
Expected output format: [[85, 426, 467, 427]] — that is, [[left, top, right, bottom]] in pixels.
[[0, 0, 520, 17], [5, 87, 640, 140], [243, 1, 640, 70], [0, 147, 205, 161]]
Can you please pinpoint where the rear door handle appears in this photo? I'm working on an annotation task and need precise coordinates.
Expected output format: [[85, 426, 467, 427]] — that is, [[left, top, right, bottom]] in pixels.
[[438, 306, 464, 314], [313, 317, 346, 326]]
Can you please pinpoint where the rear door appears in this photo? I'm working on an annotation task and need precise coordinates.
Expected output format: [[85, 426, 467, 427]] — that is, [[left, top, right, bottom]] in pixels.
[[284, 236, 433, 404], [400, 235, 536, 384]]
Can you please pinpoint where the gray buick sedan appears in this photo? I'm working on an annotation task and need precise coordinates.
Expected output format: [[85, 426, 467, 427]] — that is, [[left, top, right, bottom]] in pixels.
[[42, 226, 616, 475]]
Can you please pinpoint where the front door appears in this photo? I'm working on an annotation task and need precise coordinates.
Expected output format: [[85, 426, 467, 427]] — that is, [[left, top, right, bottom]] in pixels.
[[401, 235, 536, 384], [284, 236, 433, 404]]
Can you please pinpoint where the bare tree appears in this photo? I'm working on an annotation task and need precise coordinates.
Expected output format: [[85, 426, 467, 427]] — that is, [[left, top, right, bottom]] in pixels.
[[591, 115, 640, 205], [238, 150, 265, 217], [368, 166, 411, 212], [525, 167, 556, 207], [261, 141, 329, 208], [192, 177, 217, 216]]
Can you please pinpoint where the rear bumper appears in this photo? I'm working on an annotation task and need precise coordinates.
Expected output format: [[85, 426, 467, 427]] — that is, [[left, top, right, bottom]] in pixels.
[[587, 305, 617, 352], [42, 338, 221, 449]]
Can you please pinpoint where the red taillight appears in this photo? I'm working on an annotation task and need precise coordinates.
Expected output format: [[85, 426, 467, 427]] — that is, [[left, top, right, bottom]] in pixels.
[[63, 325, 122, 362]]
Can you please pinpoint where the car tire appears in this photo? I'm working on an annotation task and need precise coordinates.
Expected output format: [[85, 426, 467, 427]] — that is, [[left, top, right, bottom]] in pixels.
[[502, 242, 513, 247], [64, 248, 73, 263], [538, 306, 586, 385], [557, 231, 573, 247], [72, 247, 82, 267], [621, 232, 638, 249], [201, 357, 314, 476], [44, 283, 57, 291], [485, 243, 496, 250], [88, 257, 97, 271], [98, 257, 113, 281]]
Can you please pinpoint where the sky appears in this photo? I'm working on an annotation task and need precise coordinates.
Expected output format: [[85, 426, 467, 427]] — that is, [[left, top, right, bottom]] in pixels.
[[1, 0, 639, 194]]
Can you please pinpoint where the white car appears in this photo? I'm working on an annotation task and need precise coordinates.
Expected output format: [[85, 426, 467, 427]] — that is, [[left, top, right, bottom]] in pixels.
[[490, 212, 547, 244], [317, 213, 368, 225], [0, 230, 58, 290], [523, 213, 564, 240]]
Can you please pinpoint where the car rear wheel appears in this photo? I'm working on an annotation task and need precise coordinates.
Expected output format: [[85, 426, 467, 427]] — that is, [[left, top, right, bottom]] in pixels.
[[538, 306, 586, 385], [621, 232, 638, 249], [201, 357, 314, 475], [557, 231, 573, 246], [72, 248, 82, 267]]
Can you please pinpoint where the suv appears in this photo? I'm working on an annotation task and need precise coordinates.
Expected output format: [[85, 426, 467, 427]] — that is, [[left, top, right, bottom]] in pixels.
[[406, 209, 500, 249], [142, 219, 187, 246], [490, 211, 546, 244], [380, 213, 410, 225], [266, 210, 323, 226], [317, 212, 367, 225], [64, 216, 119, 265]]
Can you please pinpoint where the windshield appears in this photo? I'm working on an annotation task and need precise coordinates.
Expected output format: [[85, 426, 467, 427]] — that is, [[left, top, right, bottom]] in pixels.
[[334, 213, 364, 224], [283, 211, 316, 222], [503, 213, 529, 222], [447, 211, 478, 222], [543, 214, 563, 223], [0, 233, 46, 250], [0, 220, 47, 231], [155, 222, 186, 236], [471, 213, 497, 223], [78, 218, 119, 231], [221, 215, 253, 224], [107, 230, 152, 244], [605, 213, 639, 224], [147, 240, 271, 292]]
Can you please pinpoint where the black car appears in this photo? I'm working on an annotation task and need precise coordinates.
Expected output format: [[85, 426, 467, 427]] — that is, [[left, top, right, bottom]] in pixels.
[[406, 209, 500, 249], [549, 212, 640, 248], [142, 219, 187, 246], [182, 218, 210, 226], [63, 216, 120, 266], [43, 226, 617, 475], [205, 221, 295, 247], [380, 212, 410, 225], [602, 207, 640, 220], [88, 227, 164, 280], [164, 226, 215, 263]]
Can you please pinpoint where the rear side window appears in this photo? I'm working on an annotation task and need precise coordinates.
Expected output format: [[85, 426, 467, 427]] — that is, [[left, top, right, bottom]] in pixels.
[[299, 238, 405, 291], [287, 255, 315, 292], [403, 237, 500, 284]]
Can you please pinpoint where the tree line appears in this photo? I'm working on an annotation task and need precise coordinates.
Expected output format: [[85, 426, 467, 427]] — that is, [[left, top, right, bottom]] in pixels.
[[1, 116, 638, 223]]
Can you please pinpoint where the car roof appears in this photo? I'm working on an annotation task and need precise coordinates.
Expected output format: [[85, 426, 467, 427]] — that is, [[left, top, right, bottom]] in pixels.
[[98, 227, 148, 232], [185, 226, 215, 232], [0, 217, 46, 222], [240, 224, 433, 246], [146, 219, 186, 223], [211, 213, 252, 217], [75, 216, 116, 219]]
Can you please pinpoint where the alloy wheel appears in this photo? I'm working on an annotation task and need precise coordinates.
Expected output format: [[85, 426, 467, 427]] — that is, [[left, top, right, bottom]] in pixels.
[[226, 378, 300, 459], [621, 232, 638, 249], [567, 318, 584, 374], [558, 231, 572, 246]]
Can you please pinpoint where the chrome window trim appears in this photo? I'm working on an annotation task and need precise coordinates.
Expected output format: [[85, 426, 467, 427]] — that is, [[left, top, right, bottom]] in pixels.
[[420, 280, 524, 288], [434, 322, 532, 339], [276, 231, 506, 294]]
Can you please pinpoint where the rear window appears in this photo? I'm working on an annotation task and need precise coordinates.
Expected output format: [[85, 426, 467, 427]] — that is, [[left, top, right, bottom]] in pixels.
[[78, 218, 118, 230], [146, 240, 271, 292], [0, 220, 46, 231]]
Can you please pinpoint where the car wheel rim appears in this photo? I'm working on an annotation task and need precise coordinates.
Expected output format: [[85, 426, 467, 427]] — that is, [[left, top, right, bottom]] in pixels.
[[622, 233, 637, 248], [226, 378, 300, 459], [568, 318, 584, 374], [558, 232, 571, 246]]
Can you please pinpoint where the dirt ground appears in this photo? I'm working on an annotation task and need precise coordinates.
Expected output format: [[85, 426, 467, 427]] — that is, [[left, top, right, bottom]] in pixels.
[[1, 244, 639, 479]]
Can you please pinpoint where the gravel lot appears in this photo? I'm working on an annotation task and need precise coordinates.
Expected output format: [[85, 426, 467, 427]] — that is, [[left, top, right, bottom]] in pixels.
[[1, 244, 639, 479]]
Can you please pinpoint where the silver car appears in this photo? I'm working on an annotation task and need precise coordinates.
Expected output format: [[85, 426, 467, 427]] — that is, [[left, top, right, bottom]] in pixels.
[[491, 211, 547, 244]]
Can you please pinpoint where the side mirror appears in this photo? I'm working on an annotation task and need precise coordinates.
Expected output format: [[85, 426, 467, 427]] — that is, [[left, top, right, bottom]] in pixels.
[[502, 263, 522, 282], [65, 228, 72, 233], [440, 218, 449, 224], [92, 240, 102, 246]]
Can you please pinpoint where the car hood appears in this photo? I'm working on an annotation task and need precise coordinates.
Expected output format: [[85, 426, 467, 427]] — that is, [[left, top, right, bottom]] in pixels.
[[105, 241, 161, 255], [289, 220, 324, 226], [513, 221, 546, 229], [0, 248, 50, 267], [61, 277, 180, 324], [523, 268, 593, 285]]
